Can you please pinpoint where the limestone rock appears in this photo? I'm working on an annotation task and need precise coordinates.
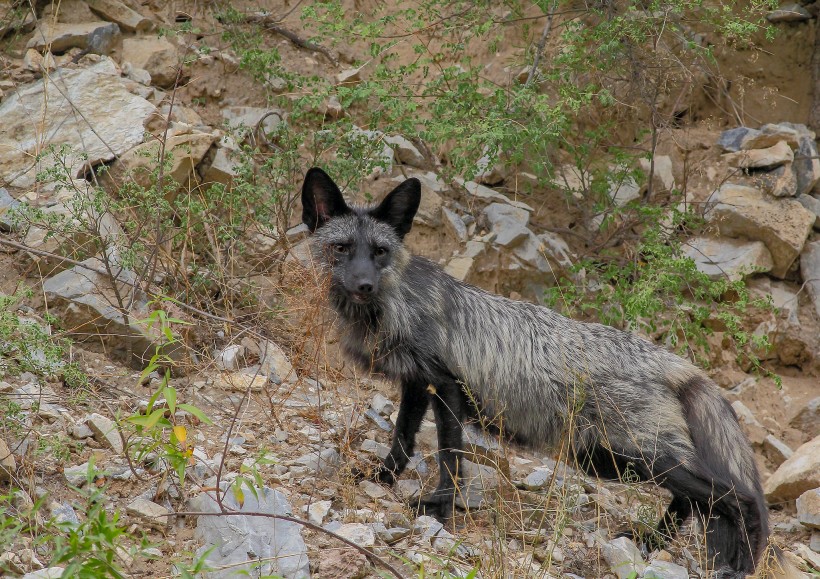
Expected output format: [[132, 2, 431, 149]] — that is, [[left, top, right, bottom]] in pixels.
[[600, 536, 646, 579], [608, 171, 642, 205], [0, 439, 16, 481], [706, 184, 814, 278], [104, 131, 217, 195], [483, 203, 530, 248], [442, 207, 467, 242], [86, 0, 153, 33], [643, 560, 688, 579], [126, 498, 170, 529], [767, 3, 812, 22], [445, 255, 474, 281], [0, 58, 155, 188], [790, 397, 820, 438], [42, 257, 184, 366], [294, 448, 340, 477], [315, 549, 368, 578], [384, 134, 425, 167], [723, 141, 794, 170], [86, 413, 123, 453], [121, 36, 179, 88], [456, 178, 534, 211], [802, 241, 820, 317], [732, 401, 767, 445], [333, 523, 376, 547], [0, 2, 35, 37], [683, 236, 773, 280], [638, 155, 675, 194], [26, 21, 119, 54], [765, 435, 820, 501], [753, 163, 798, 198], [191, 486, 309, 578], [0, 188, 22, 232], [259, 340, 296, 384], [796, 488, 820, 529], [222, 106, 285, 141], [763, 434, 794, 466]]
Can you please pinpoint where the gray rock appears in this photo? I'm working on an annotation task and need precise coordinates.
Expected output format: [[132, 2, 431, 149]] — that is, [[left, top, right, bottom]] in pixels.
[[683, 236, 773, 280], [384, 134, 425, 167], [706, 184, 814, 278], [49, 501, 79, 526], [522, 466, 554, 491], [444, 255, 475, 282], [600, 536, 646, 579], [442, 207, 468, 242], [767, 3, 812, 22], [718, 127, 758, 152], [333, 522, 376, 547], [796, 488, 820, 529], [795, 136, 820, 195], [294, 448, 340, 477], [797, 194, 820, 228], [86, 413, 123, 454], [191, 486, 309, 578], [753, 162, 798, 198], [811, 531, 820, 552], [0, 188, 22, 232], [802, 241, 820, 318], [43, 258, 184, 366], [456, 178, 534, 211], [371, 393, 394, 416], [126, 498, 170, 529], [483, 203, 531, 248], [215, 344, 245, 371], [360, 439, 390, 459], [0, 58, 155, 188], [22, 568, 64, 579], [259, 341, 296, 384], [608, 172, 642, 205], [27, 21, 119, 54], [731, 401, 767, 445], [790, 397, 820, 438], [396, 479, 421, 500], [364, 407, 392, 431], [643, 559, 689, 579], [63, 462, 90, 487], [513, 231, 551, 272], [305, 499, 332, 525], [638, 155, 675, 194], [222, 106, 285, 141], [121, 36, 180, 88]]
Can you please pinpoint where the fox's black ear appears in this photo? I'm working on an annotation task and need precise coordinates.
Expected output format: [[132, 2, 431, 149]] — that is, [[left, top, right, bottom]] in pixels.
[[370, 178, 421, 239], [302, 168, 350, 232]]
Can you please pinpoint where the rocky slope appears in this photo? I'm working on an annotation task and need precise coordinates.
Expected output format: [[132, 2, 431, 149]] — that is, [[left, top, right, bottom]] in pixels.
[[0, 1, 819, 578]]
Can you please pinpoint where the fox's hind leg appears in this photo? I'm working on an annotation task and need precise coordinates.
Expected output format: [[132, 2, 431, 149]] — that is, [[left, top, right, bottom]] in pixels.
[[373, 378, 430, 485], [415, 379, 464, 520]]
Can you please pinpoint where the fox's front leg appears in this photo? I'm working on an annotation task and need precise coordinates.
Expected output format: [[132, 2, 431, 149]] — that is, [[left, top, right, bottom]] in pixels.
[[415, 380, 464, 520], [373, 378, 430, 484]]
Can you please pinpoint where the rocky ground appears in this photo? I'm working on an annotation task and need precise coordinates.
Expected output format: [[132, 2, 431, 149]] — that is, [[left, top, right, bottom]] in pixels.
[[0, 1, 819, 578]]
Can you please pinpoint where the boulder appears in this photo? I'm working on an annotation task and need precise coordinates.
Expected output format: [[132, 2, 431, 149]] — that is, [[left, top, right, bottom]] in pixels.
[[796, 488, 820, 529], [104, 130, 217, 196], [126, 498, 170, 529], [723, 141, 793, 170], [0, 188, 22, 232], [42, 257, 185, 366], [683, 236, 773, 281], [764, 435, 820, 501], [483, 203, 530, 248], [718, 125, 801, 152], [706, 184, 814, 278], [797, 194, 820, 228], [456, 178, 534, 211], [86, 0, 153, 33], [789, 397, 820, 438], [191, 486, 309, 578], [801, 241, 820, 317], [26, 21, 119, 54], [384, 134, 425, 167], [767, 3, 812, 22], [638, 155, 675, 194], [121, 36, 179, 88], [442, 207, 467, 242], [795, 135, 820, 195], [0, 58, 155, 188]]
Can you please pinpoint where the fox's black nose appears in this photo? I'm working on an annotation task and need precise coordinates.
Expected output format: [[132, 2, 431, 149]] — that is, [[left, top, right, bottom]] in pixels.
[[357, 282, 374, 294]]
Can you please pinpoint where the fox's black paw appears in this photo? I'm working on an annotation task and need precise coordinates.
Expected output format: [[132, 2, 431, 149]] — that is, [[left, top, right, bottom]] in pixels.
[[350, 463, 396, 486], [411, 490, 457, 521]]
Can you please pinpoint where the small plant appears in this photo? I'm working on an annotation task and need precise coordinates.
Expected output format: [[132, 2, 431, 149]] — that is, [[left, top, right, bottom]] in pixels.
[[48, 460, 152, 578], [126, 308, 211, 485]]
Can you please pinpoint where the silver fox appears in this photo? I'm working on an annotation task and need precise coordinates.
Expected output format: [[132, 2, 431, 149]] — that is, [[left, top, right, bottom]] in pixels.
[[301, 167, 769, 578]]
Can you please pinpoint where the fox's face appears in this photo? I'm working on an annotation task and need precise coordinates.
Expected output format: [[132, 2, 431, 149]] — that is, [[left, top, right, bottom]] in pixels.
[[301, 168, 421, 306]]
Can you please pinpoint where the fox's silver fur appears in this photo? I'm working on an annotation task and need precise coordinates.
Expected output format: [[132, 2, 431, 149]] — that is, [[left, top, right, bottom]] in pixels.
[[302, 168, 770, 578]]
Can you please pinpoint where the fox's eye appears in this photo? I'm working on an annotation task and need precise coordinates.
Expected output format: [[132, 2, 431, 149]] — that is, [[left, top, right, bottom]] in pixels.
[[374, 247, 388, 257], [333, 244, 349, 254]]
